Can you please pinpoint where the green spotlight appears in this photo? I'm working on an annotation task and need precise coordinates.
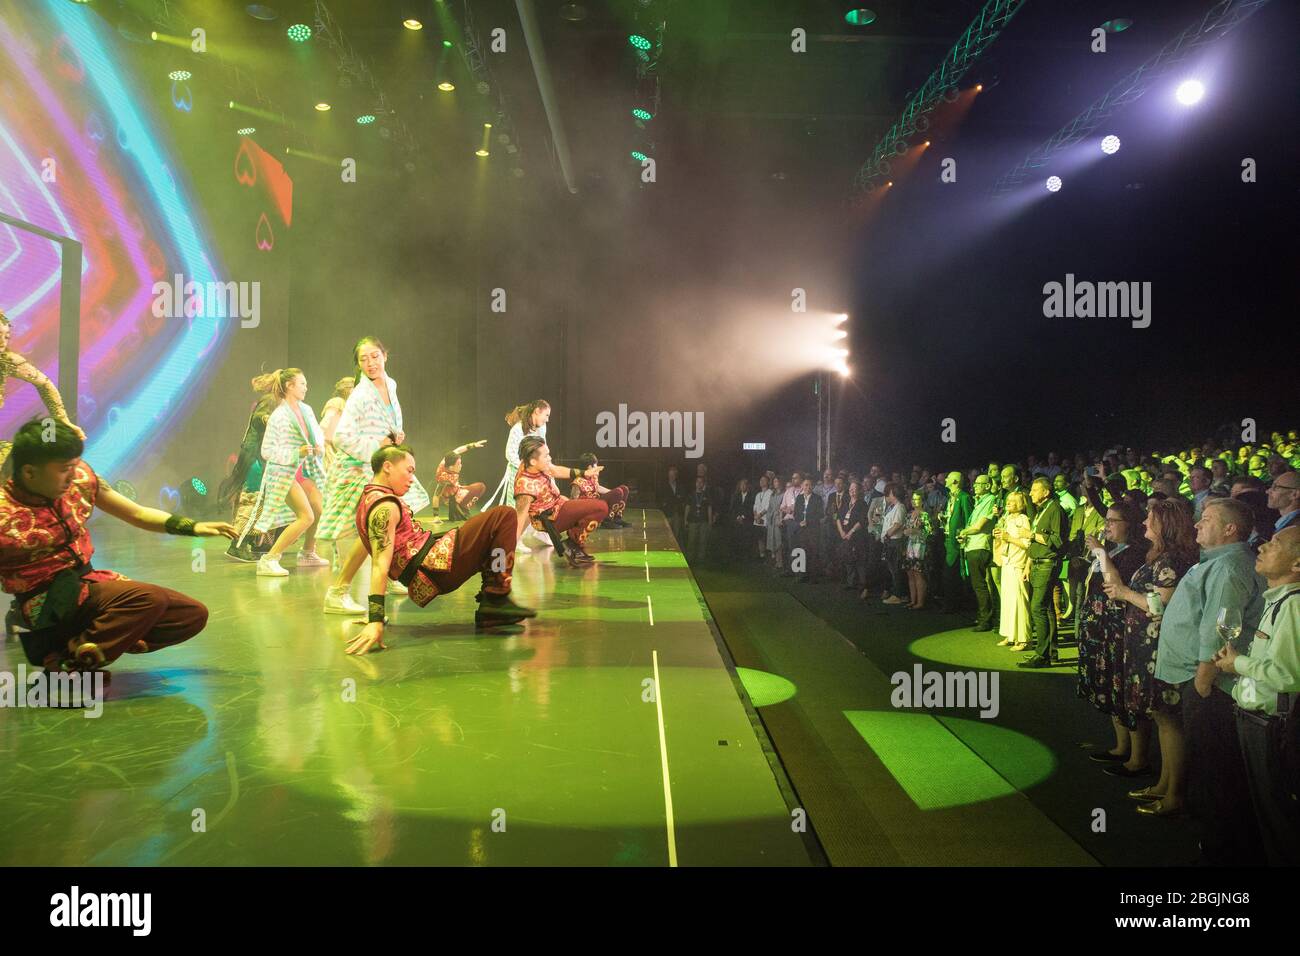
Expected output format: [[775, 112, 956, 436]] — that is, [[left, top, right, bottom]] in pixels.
[[845, 8, 877, 25], [287, 23, 312, 42], [168, 69, 191, 81], [628, 34, 651, 50], [442, 39, 453, 48], [356, 114, 376, 124], [630, 150, 647, 162], [632, 108, 653, 122], [190, 477, 208, 496]]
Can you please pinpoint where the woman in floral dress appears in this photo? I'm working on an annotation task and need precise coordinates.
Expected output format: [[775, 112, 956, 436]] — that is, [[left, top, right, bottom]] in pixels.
[[902, 490, 933, 609]]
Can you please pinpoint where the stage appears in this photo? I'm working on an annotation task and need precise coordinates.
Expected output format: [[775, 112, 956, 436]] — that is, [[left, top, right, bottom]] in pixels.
[[0, 509, 814, 866]]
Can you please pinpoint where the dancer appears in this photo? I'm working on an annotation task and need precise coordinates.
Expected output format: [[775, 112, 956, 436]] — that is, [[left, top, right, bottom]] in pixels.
[[318, 376, 355, 474], [435, 440, 488, 520], [483, 400, 549, 508], [570, 452, 630, 529], [513, 435, 607, 568], [318, 337, 431, 613], [0, 419, 233, 673], [236, 369, 329, 576], [342, 445, 536, 654], [0, 310, 85, 472], [219, 376, 279, 562]]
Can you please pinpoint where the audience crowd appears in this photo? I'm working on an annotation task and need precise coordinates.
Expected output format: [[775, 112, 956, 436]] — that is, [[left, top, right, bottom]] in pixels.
[[658, 428, 1300, 866]]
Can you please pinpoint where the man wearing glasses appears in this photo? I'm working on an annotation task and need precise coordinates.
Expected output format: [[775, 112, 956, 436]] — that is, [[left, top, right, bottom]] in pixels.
[[1268, 472, 1300, 536]]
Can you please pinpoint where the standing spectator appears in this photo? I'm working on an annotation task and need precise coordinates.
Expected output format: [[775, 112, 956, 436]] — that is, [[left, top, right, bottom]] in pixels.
[[814, 469, 835, 501], [1078, 500, 1149, 763], [1214, 526, 1300, 865], [778, 472, 802, 576], [752, 474, 773, 561], [838, 481, 868, 591], [793, 478, 824, 583], [993, 490, 1032, 649], [764, 476, 785, 569], [902, 489, 933, 609], [823, 477, 848, 579], [661, 464, 687, 545], [1018, 477, 1068, 668], [958, 474, 999, 631], [880, 484, 908, 605], [940, 472, 974, 614], [729, 478, 756, 558], [861, 487, 888, 600], [685, 475, 713, 564], [1149, 497, 1267, 864]]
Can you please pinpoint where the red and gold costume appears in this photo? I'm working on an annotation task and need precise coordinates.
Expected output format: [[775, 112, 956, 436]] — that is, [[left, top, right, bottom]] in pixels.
[[435, 459, 485, 510], [0, 462, 208, 668], [571, 476, 628, 521], [356, 484, 515, 604], [514, 467, 608, 549]]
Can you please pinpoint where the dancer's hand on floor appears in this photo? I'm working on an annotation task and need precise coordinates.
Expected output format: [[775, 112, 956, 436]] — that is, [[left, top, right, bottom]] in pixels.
[[195, 521, 238, 539], [346, 622, 386, 655]]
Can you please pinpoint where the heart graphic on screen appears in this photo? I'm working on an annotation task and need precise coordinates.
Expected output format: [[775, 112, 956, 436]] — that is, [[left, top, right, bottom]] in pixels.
[[159, 485, 181, 511], [235, 140, 257, 186], [255, 211, 274, 251]]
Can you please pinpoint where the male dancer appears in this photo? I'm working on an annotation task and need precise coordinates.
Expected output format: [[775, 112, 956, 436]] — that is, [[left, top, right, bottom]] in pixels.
[[0, 419, 234, 672], [435, 440, 488, 520], [342, 445, 535, 654]]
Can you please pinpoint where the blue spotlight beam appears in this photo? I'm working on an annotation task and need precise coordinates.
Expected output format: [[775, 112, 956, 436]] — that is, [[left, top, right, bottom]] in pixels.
[[851, 0, 1029, 197], [990, 0, 1274, 196]]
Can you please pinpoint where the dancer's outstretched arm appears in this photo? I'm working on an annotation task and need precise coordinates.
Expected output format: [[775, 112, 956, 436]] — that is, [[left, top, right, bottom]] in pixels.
[[97, 485, 237, 538]]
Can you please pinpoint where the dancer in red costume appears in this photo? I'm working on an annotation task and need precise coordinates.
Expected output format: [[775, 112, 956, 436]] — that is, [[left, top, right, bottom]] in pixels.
[[434, 440, 488, 520], [513, 435, 608, 569], [344, 445, 535, 655], [571, 452, 630, 529]]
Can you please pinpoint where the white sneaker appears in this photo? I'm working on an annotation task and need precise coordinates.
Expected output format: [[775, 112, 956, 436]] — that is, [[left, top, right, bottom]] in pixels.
[[516, 538, 533, 554], [296, 550, 330, 568], [387, 579, 408, 596], [521, 526, 553, 551], [323, 586, 364, 614], [257, 555, 289, 577]]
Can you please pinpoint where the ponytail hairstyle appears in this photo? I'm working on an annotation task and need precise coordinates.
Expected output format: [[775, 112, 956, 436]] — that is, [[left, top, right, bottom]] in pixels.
[[352, 335, 388, 385], [518, 434, 547, 470], [505, 399, 550, 434], [332, 376, 355, 401], [251, 367, 303, 402], [577, 452, 598, 473]]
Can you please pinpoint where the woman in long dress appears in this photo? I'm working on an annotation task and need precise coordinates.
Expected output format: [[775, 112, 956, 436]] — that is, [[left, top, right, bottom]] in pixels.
[[482, 400, 551, 552], [236, 368, 328, 576], [765, 476, 785, 569], [993, 490, 1032, 649], [318, 336, 431, 612]]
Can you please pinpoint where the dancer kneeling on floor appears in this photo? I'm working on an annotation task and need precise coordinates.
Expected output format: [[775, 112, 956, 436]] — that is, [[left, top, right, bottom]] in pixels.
[[343, 445, 535, 655], [570, 452, 630, 529], [0, 419, 235, 674], [513, 436, 608, 568]]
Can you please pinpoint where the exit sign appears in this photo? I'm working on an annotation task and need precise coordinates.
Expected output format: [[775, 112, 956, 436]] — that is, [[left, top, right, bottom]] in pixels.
[[742, 442, 766, 451]]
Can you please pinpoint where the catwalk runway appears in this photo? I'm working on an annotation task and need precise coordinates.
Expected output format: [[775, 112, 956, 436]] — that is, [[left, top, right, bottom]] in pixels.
[[0, 510, 812, 866]]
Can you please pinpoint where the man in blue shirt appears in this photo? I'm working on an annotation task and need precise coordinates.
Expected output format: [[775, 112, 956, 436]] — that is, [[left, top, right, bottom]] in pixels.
[[1155, 496, 1267, 864]]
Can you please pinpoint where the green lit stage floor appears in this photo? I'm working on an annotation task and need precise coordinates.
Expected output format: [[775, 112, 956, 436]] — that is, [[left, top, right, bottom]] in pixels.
[[696, 560, 1200, 867], [0, 511, 813, 867]]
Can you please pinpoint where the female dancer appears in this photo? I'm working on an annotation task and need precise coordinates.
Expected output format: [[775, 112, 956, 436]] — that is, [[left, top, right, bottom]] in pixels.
[[220, 376, 278, 562], [435, 440, 489, 519], [513, 435, 606, 568], [570, 452, 630, 529], [236, 368, 329, 576], [0, 310, 86, 470], [318, 337, 430, 612], [318, 376, 354, 475], [483, 400, 551, 551]]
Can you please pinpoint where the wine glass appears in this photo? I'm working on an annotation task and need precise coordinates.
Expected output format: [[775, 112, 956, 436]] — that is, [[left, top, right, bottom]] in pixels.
[[1216, 606, 1243, 650]]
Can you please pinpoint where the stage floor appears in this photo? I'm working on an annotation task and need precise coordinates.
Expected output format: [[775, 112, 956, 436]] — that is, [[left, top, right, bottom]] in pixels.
[[0, 509, 813, 866]]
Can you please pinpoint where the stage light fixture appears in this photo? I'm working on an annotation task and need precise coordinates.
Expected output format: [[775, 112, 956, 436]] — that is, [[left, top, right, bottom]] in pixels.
[[845, 8, 876, 26], [632, 108, 653, 122], [629, 34, 651, 51], [314, 102, 331, 111], [287, 23, 312, 42], [1101, 18, 1133, 33], [357, 114, 375, 124], [150, 31, 158, 40], [238, 127, 256, 135], [630, 150, 648, 162], [443, 39, 453, 47], [559, 3, 587, 21], [1045, 175, 1062, 192], [975, 83, 983, 92], [1101, 134, 1121, 154], [403, 19, 423, 30], [476, 148, 490, 157], [169, 69, 191, 81], [438, 81, 455, 92], [111, 480, 138, 501], [246, 4, 278, 20], [1175, 79, 1205, 105]]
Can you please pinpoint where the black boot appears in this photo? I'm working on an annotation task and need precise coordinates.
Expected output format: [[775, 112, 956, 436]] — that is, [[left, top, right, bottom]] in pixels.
[[225, 540, 257, 562], [475, 591, 537, 626]]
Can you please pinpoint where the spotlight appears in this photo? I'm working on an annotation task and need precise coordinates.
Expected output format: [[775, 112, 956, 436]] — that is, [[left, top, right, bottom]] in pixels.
[[287, 23, 311, 42], [893, 140, 908, 156], [559, 3, 587, 21], [975, 83, 983, 92], [484, 122, 492, 129], [629, 34, 651, 51], [923, 140, 931, 147], [632, 108, 653, 122], [1045, 175, 1062, 192], [844, 8, 876, 26], [238, 127, 256, 135], [246, 4, 278, 20], [1175, 79, 1205, 106], [1101, 18, 1133, 33], [438, 81, 455, 92], [403, 18, 423, 30], [314, 102, 331, 111], [169, 69, 191, 81], [443, 40, 453, 48], [356, 114, 375, 124], [150, 31, 158, 40], [885, 181, 892, 187], [476, 81, 491, 95], [476, 148, 490, 157], [111, 480, 138, 501], [1101, 134, 1121, 154], [630, 150, 648, 162]]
